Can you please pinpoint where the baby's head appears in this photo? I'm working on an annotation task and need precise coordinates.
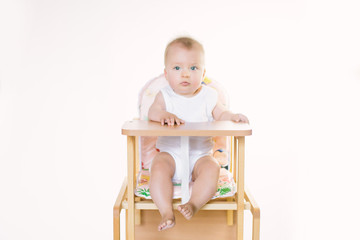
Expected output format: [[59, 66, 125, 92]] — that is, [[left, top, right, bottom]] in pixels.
[[164, 37, 205, 65], [164, 37, 206, 97]]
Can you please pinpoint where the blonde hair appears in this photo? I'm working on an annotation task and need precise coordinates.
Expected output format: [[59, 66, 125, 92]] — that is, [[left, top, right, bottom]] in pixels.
[[164, 37, 205, 64]]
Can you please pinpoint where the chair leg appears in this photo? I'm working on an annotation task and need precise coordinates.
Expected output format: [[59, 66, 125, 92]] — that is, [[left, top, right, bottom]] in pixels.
[[113, 214, 120, 240], [126, 210, 128, 240], [244, 187, 260, 240], [113, 178, 127, 240], [227, 210, 234, 226], [252, 213, 260, 240], [227, 198, 234, 226], [135, 209, 141, 225]]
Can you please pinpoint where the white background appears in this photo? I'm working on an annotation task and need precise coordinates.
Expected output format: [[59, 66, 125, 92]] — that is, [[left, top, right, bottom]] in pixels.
[[1, 0, 360, 239]]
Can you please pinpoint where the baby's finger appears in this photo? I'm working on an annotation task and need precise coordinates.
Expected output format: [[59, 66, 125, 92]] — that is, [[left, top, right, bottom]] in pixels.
[[242, 116, 249, 123], [176, 118, 184, 125], [170, 118, 175, 126]]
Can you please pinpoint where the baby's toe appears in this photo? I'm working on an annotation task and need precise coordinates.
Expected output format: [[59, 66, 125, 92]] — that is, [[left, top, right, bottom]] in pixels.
[[158, 223, 165, 231]]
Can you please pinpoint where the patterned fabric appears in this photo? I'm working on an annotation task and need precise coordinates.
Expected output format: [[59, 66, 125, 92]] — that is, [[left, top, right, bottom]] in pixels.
[[135, 168, 236, 199]]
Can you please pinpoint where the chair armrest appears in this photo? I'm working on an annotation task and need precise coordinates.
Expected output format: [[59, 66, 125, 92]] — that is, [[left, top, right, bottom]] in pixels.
[[244, 186, 260, 218], [113, 178, 128, 217]]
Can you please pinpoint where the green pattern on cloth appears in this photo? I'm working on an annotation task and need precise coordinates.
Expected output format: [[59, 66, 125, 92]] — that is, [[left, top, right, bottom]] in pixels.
[[135, 168, 236, 199]]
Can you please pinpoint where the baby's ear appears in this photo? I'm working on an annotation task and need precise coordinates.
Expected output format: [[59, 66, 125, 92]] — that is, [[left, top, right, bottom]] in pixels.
[[164, 68, 168, 79]]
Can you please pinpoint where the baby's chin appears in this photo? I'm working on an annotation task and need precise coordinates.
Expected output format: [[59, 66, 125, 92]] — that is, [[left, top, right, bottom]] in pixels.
[[174, 86, 202, 97]]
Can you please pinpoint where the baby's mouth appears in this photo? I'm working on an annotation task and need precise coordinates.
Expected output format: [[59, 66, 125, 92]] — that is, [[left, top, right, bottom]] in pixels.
[[180, 82, 190, 86]]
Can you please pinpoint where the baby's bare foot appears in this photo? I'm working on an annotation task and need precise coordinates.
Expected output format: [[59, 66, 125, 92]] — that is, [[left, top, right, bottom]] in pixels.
[[158, 213, 175, 231], [177, 202, 197, 220]]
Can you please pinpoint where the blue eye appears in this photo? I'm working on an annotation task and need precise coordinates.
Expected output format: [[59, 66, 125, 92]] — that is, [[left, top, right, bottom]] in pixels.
[[174, 66, 180, 70], [190, 66, 197, 70]]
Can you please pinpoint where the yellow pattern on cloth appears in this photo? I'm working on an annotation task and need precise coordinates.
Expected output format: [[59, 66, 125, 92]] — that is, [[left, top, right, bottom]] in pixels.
[[135, 168, 236, 199]]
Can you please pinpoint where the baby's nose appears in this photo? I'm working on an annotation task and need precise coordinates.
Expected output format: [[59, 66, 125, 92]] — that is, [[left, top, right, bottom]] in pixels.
[[182, 69, 190, 77]]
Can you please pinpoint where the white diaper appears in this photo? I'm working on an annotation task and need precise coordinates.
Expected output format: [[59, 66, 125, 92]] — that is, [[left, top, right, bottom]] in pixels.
[[161, 149, 210, 182]]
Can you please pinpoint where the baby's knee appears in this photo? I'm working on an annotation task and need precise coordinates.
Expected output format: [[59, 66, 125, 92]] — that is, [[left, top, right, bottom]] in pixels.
[[194, 156, 220, 176], [209, 159, 221, 174], [151, 153, 175, 173], [204, 157, 220, 171]]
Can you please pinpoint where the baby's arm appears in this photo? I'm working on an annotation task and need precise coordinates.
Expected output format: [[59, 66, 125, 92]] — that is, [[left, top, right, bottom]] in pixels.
[[148, 92, 185, 126], [212, 100, 249, 123]]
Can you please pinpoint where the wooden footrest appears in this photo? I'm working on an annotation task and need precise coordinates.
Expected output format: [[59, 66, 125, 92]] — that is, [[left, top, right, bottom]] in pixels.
[[121, 199, 251, 211]]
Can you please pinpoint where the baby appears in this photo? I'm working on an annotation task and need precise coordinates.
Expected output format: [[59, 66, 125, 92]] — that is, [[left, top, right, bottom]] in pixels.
[[148, 37, 249, 231]]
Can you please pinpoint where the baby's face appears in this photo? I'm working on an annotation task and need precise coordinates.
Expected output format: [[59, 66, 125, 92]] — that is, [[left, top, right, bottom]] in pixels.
[[164, 44, 206, 97]]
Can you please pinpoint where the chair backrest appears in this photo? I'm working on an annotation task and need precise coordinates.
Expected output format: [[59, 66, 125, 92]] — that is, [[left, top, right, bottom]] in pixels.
[[138, 74, 229, 170]]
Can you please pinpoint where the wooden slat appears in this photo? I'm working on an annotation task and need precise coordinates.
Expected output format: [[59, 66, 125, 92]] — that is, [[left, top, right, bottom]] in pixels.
[[244, 187, 260, 240], [135, 209, 141, 225], [113, 178, 128, 214], [122, 200, 251, 211], [252, 217, 260, 240], [244, 187, 260, 217], [113, 178, 127, 240], [227, 198, 234, 226], [135, 136, 139, 174], [233, 136, 238, 182], [127, 136, 135, 240], [230, 136, 234, 174], [236, 136, 245, 240]]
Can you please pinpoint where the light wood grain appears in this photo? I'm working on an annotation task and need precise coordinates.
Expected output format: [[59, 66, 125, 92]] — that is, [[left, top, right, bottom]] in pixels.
[[245, 187, 260, 240], [236, 136, 245, 240], [113, 178, 127, 240], [122, 120, 252, 136], [227, 198, 234, 226], [134, 210, 237, 240], [121, 199, 251, 211], [127, 136, 135, 240]]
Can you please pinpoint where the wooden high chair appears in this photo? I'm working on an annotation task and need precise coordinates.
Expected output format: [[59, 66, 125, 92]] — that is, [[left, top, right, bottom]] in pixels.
[[113, 120, 260, 240]]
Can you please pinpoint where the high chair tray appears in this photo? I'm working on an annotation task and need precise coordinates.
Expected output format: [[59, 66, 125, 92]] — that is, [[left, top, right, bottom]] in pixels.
[[122, 120, 252, 136]]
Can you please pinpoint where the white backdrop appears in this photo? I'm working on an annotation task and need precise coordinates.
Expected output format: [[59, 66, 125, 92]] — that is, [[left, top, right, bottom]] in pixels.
[[1, 1, 360, 240]]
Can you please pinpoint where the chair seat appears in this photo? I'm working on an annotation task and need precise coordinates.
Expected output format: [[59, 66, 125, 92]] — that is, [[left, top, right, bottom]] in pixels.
[[135, 168, 236, 200]]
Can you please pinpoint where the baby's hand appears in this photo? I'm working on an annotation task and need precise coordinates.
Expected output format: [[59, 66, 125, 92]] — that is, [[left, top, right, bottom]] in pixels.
[[160, 113, 185, 126], [231, 113, 249, 124]]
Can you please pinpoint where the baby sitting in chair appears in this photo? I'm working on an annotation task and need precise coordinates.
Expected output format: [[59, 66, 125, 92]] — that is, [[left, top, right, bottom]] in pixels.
[[148, 37, 249, 231]]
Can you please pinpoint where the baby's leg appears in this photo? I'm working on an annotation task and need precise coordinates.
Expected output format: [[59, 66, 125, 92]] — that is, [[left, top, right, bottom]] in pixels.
[[149, 152, 176, 231], [178, 155, 220, 220]]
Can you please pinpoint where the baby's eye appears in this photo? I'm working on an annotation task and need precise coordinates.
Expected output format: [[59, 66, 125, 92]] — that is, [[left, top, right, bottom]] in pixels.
[[190, 66, 197, 70], [174, 66, 180, 70]]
